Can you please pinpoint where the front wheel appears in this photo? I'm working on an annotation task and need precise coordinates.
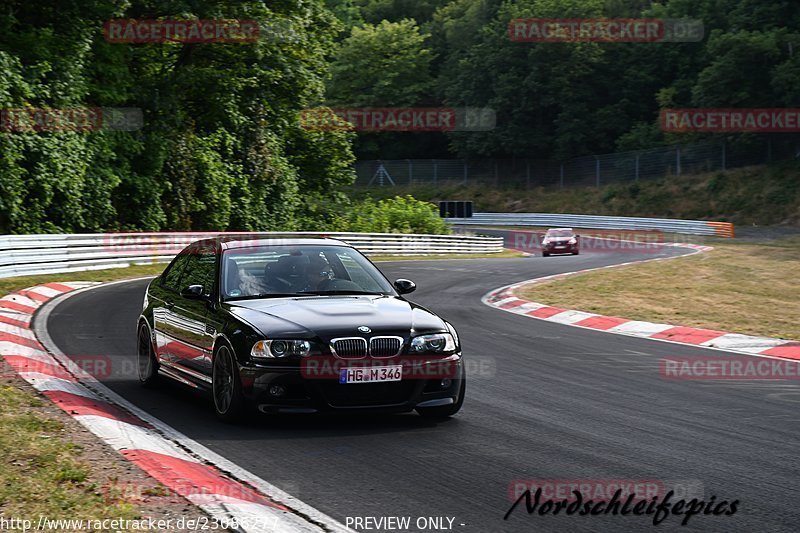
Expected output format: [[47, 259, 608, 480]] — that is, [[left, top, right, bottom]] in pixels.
[[417, 376, 466, 419], [137, 323, 159, 388], [573, 250, 580, 255], [212, 344, 245, 422]]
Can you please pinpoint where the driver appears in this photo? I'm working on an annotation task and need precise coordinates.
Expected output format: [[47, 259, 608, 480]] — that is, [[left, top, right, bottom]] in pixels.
[[305, 255, 335, 291]]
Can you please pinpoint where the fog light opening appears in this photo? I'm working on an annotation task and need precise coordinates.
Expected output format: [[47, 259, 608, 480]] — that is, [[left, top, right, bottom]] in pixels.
[[440, 378, 452, 390], [269, 385, 287, 398]]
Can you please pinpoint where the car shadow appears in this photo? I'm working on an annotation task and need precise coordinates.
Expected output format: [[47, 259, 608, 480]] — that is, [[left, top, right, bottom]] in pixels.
[[112, 374, 462, 441]]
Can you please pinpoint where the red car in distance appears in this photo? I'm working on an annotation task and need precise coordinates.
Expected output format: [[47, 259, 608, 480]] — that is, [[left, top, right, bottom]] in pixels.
[[541, 228, 580, 257]]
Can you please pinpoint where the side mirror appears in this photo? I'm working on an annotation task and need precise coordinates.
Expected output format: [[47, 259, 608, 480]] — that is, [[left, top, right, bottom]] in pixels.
[[181, 285, 206, 300], [394, 279, 416, 295]]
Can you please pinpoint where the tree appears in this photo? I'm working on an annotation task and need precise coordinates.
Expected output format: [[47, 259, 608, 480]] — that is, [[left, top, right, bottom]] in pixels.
[[0, 0, 357, 233], [327, 19, 435, 107]]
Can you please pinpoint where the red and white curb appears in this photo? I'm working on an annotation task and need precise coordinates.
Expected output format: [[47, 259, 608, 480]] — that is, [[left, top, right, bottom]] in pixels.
[[482, 245, 800, 361], [1, 281, 352, 533]]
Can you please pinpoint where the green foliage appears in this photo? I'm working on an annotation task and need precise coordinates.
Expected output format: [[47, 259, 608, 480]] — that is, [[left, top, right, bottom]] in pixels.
[[303, 195, 451, 234], [321, 0, 800, 160], [355, 0, 452, 25], [0, 0, 359, 234], [6, 0, 800, 233], [327, 19, 434, 107]]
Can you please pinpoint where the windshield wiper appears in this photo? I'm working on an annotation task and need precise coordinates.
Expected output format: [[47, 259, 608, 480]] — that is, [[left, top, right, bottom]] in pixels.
[[226, 291, 387, 301], [313, 290, 387, 296], [226, 292, 319, 301]]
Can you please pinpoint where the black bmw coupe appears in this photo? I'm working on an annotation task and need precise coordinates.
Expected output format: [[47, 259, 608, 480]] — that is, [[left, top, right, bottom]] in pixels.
[[137, 236, 465, 421]]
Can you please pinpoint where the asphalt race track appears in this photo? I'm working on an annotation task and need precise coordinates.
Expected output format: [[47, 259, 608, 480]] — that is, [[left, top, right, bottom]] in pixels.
[[41, 245, 800, 533]]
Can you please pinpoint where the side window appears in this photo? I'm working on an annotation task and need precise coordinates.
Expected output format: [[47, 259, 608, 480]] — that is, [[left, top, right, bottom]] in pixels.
[[181, 247, 217, 296], [162, 252, 192, 292]]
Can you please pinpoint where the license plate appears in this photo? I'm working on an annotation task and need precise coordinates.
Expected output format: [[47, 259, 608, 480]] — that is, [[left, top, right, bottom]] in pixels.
[[340, 366, 402, 384]]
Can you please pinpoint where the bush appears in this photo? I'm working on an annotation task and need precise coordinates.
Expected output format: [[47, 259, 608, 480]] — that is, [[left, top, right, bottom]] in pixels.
[[303, 195, 451, 234]]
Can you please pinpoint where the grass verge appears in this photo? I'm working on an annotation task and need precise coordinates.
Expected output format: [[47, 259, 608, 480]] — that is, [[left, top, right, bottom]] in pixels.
[[0, 382, 140, 521], [516, 237, 800, 340]]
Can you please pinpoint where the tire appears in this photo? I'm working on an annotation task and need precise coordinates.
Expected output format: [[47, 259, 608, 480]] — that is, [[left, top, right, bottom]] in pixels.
[[416, 375, 466, 419], [137, 323, 159, 388], [212, 344, 246, 422], [573, 250, 580, 255], [542, 252, 549, 257]]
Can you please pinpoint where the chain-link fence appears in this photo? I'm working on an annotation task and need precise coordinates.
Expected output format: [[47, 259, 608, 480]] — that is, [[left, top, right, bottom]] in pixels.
[[354, 135, 800, 188]]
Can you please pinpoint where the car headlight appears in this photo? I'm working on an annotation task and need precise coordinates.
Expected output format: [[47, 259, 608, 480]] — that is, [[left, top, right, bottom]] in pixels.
[[542, 239, 550, 245], [568, 238, 577, 244], [410, 333, 456, 354], [251, 340, 312, 359]]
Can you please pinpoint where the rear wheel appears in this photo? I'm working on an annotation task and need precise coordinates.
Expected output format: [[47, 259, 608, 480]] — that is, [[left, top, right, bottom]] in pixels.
[[417, 376, 466, 419], [137, 323, 159, 387], [212, 344, 245, 422]]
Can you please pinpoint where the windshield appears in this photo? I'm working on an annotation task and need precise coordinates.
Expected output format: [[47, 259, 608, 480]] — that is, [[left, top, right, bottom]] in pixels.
[[546, 230, 574, 238], [221, 245, 395, 300]]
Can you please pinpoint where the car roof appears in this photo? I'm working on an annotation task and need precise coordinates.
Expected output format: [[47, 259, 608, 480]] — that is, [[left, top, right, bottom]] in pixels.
[[189, 235, 351, 251]]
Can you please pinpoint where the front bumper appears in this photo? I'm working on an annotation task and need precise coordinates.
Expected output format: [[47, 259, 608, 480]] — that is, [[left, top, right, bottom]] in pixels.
[[544, 243, 578, 254], [239, 354, 464, 414]]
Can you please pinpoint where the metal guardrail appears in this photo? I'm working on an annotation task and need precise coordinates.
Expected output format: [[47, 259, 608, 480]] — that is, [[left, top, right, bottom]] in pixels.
[[0, 232, 504, 279], [447, 213, 735, 238]]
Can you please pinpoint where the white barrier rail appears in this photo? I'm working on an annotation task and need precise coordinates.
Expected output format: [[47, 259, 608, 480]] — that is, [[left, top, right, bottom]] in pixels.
[[0, 232, 504, 279], [447, 213, 735, 238]]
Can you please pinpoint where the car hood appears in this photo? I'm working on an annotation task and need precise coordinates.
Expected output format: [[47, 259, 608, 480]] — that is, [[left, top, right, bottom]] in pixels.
[[225, 295, 447, 340]]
